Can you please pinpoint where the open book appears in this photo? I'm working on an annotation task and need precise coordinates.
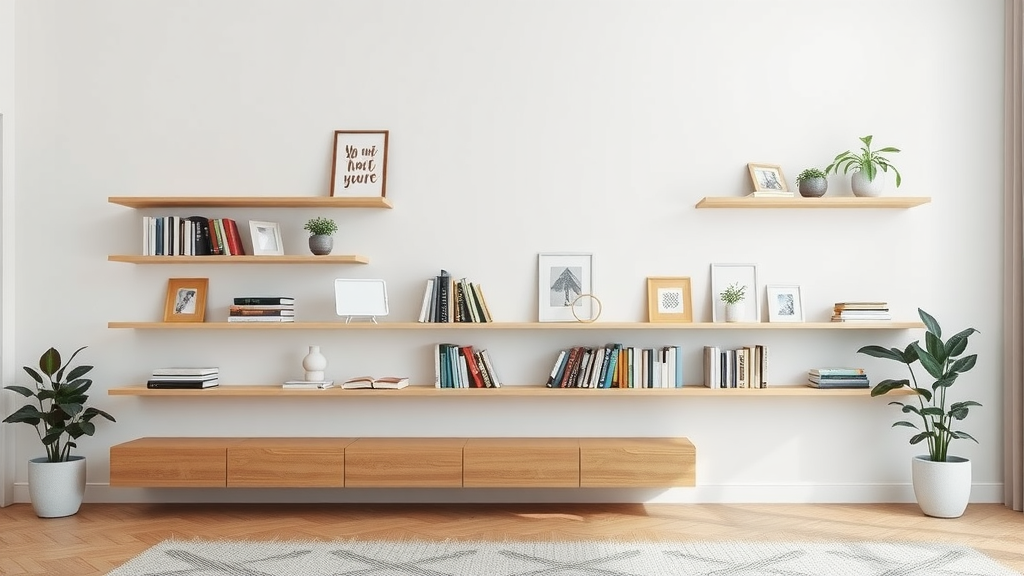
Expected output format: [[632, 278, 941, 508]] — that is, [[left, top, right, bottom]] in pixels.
[[342, 376, 409, 390]]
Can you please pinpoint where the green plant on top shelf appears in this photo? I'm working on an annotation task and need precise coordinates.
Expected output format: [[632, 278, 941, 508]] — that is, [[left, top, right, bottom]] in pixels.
[[824, 134, 902, 187], [795, 167, 827, 183], [719, 282, 746, 304], [303, 216, 338, 236]]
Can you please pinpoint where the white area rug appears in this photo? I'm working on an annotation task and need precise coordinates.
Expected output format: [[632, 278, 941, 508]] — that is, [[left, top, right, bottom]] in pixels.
[[106, 539, 1021, 576]]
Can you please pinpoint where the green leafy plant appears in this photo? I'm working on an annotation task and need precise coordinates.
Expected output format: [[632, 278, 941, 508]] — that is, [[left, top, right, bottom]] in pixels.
[[719, 282, 746, 305], [3, 346, 115, 462], [824, 134, 902, 187], [858, 309, 980, 462], [796, 168, 826, 183], [303, 216, 338, 236]]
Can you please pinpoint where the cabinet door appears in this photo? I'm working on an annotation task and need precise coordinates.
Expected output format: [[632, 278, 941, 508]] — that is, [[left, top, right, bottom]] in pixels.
[[579, 438, 696, 487], [227, 438, 354, 487]]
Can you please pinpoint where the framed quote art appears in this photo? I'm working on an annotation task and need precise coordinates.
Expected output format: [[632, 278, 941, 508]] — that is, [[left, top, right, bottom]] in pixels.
[[330, 130, 389, 198], [646, 277, 693, 323]]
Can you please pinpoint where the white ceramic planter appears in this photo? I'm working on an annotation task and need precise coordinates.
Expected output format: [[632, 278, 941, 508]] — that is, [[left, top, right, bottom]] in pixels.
[[27, 456, 87, 518], [911, 455, 971, 518], [851, 171, 884, 197], [724, 302, 744, 322]]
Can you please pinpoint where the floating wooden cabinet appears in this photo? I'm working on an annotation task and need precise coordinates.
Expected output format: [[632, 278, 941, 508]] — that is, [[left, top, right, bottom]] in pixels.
[[579, 437, 696, 487], [344, 438, 466, 488], [110, 438, 237, 487], [463, 438, 580, 488], [226, 438, 354, 488]]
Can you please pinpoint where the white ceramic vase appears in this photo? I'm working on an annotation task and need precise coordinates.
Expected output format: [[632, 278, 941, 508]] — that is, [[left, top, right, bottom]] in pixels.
[[28, 456, 87, 518], [302, 345, 328, 381], [911, 455, 972, 518], [851, 170, 884, 197], [724, 302, 744, 322]]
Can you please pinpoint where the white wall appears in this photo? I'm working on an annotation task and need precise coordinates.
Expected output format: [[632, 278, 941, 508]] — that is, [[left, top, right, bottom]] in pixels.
[[8, 0, 1006, 504], [1, 0, 16, 507]]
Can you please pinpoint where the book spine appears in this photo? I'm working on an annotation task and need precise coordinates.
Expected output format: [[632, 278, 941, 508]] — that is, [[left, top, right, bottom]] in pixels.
[[547, 350, 567, 388], [474, 351, 493, 388], [419, 279, 435, 323], [224, 218, 246, 256], [233, 297, 294, 305], [229, 309, 294, 316], [461, 346, 485, 388], [480, 349, 501, 388], [438, 270, 450, 323]]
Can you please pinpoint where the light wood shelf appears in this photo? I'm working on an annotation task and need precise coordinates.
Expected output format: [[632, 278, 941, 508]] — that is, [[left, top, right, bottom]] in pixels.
[[108, 196, 393, 209], [107, 321, 924, 331], [694, 196, 931, 209], [108, 255, 370, 265], [107, 384, 912, 397]]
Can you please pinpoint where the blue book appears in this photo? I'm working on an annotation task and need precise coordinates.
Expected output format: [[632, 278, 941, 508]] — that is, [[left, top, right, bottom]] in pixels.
[[675, 345, 683, 388]]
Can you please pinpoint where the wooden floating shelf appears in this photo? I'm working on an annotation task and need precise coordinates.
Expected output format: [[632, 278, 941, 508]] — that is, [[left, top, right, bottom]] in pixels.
[[694, 196, 931, 209], [107, 321, 925, 331], [108, 196, 393, 209], [108, 255, 370, 265], [108, 384, 910, 398]]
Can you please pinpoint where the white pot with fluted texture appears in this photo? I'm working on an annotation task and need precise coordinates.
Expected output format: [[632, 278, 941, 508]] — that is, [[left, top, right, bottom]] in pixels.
[[851, 171, 884, 197], [724, 302, 744, 322], [28, 456, 87, 518], [911, 455, 971, 518]]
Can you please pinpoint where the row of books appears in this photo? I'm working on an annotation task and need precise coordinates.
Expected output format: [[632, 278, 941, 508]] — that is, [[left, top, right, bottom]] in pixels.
[[434, 344, 502, 388], [142, 216, 246, 256], [418, 269, 494, 323], [807, 367, 870, 388], [228, 296, 295, 323], [146, 367, 219, 389], [703, 345, 768, 389], [547, 344, 684, 389], [832, 301, 891, 322]]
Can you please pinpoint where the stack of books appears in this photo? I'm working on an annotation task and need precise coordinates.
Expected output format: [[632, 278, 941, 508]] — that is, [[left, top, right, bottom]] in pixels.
[[229, 296, 295, 322], [147, 367, 219, 389], [282, 379, 334, 389], [807, 368, 869, 388], [832, 301, 892, 322]]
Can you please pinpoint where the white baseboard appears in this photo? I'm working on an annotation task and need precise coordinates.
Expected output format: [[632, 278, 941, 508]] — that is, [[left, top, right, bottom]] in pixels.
[[11, 482, 1006, 505]]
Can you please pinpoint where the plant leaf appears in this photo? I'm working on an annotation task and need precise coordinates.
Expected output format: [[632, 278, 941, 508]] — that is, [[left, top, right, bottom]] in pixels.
[[920, 407, 944, 417], [39, 348, 61, 378], [909, 432, 932, 445], [949, 354, 977, 374], [2, 404, 45, 425], [871, 379, 909, 396], [893, 421, 918, 429], [3, 385, 36, 398], [913, 343, 944, 379], [911, 387, 933, 401], [919, 309, 941, 337], [21, 366, 43, 385], [924, 331, 946, 363], [858, 346, 905, 362], [951, 430, 979, 443]]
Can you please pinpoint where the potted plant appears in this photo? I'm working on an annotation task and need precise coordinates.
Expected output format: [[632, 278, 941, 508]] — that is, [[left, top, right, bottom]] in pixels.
[[303, 216, 338, 256], [720, 282, 746, 322], [858, 309, 980, 518], [824, 134, 902, 197], [3, 346, 115, 517], [795, 167, 828, 198]]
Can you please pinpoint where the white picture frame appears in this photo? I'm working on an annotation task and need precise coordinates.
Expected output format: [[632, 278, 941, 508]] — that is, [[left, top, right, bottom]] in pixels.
[[767, 284, 805, 323], [710, 263, 759, 323], [538, 252, 594, 322], [335, 279, 389, 321], [249, 221, 283, 256]]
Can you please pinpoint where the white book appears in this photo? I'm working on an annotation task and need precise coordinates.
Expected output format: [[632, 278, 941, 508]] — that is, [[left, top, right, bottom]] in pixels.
[[418, 279, 434, 323], [282, 380, 333, 389], [152, 367, 219, 376], [142, 216, 151, 256], [480, 349, 501, 388]]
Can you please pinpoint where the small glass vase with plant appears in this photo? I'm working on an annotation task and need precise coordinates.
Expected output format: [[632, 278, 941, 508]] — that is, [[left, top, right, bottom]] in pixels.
[[303, 216, 338, 256]]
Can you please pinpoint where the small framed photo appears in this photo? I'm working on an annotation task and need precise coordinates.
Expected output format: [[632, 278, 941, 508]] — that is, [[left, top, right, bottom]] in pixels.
[[747, 163, 788, 192], [163, 277, 209, 323], [710, 263, 759, 323], [767, 284, 805, 322], [330, 129, 389, 198], [249, 221, 283, 256], [538, 253, 594, 322], [646, 277, 693, 323]]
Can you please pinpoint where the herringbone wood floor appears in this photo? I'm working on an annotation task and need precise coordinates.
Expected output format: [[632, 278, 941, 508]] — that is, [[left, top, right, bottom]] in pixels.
[[1, 503, 1022, 575]]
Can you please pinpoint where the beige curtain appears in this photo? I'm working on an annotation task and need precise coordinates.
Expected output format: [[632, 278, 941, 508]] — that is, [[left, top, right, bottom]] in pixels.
[[1005, 0, 1024, 512]]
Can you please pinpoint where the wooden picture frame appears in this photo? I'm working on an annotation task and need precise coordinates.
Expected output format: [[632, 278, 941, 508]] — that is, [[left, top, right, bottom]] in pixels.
[[710, 263, 759, 323], [767, 284, 805, 323], [747, 163, 788, 192], [330, 129, 389, 198], [163, 277, 208, 323], [249, 220, 283, 256], [538, 252, 594, 322], [646, 277, 693, 323]]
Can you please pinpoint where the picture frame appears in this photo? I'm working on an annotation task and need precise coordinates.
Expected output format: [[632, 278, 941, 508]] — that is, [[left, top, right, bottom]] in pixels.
[[767, 284, 805, 323], [538, 253, 594, 322], [747, 163, 788, 192], [330, 129, 389, 198], [646, 277, 693, 323], [163, 277, 209, 323], [710, 263, 759, 323], [249, 220, 283, 256]]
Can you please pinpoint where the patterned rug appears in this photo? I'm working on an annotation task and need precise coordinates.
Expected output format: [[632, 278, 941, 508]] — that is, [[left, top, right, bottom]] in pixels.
[[106, 539, 1021, 576]]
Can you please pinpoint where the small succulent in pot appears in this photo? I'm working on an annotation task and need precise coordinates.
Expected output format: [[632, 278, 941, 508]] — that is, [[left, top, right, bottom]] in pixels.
[[303, 217, 338, 237], [796, 168, 828, 198]]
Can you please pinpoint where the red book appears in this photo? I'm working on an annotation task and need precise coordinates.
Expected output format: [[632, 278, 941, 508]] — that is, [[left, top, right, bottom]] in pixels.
[[223, 218, 246, 256], [460, 346, 486, 388]]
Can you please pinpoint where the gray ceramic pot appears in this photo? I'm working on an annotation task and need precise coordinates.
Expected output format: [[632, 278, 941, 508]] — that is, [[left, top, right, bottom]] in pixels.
[[798, 177, 828, 198], [308, 235, 333, 256]]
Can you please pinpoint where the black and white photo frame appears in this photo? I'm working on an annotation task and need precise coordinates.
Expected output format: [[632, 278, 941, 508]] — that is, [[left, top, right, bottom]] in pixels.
[[538, 252, 594, 322], [767, 284, 805, 323]]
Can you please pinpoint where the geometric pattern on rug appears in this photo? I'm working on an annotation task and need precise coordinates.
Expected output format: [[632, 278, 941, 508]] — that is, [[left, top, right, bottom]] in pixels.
[[105, 539, 1023, 576]]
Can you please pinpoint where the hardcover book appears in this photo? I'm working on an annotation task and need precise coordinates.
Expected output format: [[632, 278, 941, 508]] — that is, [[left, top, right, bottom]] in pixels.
[[147, 379, 219, 389], [282, 380, 334, 389], [233, 297, 295, 305], [342, 376, 409, 390]]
